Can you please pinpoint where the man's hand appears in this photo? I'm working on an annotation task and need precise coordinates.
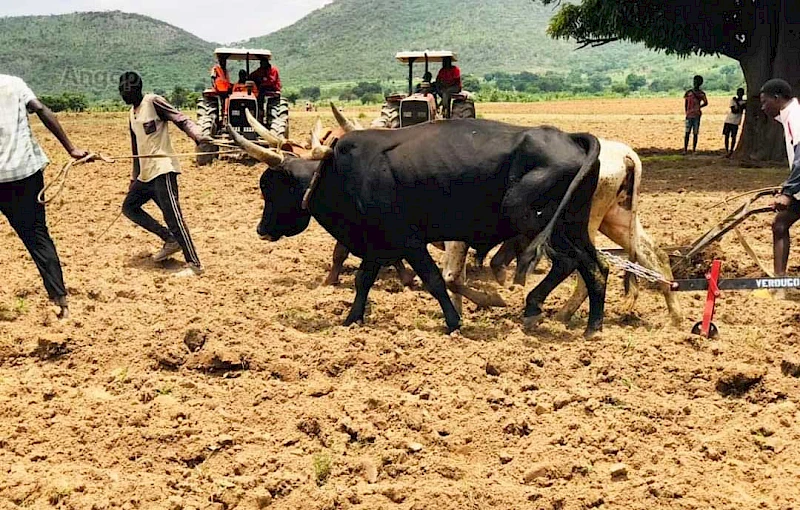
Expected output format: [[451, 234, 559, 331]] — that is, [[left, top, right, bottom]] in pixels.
[[774, 194, 793, 211], [69, 148, 90, 159]]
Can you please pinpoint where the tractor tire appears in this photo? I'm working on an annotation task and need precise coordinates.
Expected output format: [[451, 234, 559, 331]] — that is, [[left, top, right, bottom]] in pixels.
[[451, 98, 476, 119], [267, 97, 290, 139], [371, 102, 400, 129], [196, 96, 219, 166]]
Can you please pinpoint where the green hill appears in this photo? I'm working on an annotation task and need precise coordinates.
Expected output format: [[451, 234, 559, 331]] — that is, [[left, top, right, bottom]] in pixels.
[[0, 3, 742, 102], [242, 0, 741, 92], [0, 11, 215, 101]]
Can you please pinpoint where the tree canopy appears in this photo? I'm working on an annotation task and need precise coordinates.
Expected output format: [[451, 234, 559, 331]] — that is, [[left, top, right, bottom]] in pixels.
[[540, 0, 752, 58]]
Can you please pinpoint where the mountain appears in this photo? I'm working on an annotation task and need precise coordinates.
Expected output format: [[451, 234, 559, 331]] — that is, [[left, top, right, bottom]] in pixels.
[[0, 4, 739, 101], [0, 11, 215, 100], [242, 0, 737, 88]]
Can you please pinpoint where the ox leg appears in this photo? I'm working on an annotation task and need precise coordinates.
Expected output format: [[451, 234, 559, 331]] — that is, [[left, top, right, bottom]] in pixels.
[[619, 222, 683, 326], [343, 260, 381, 326], [405, 248, 461, 333], [575, 248, 609, 337], [555, 214, 604, 323], [442, 241, 468, 316], [324, 241, 350, 286], [490, 239, 518, 286], [392, 260, 417, 287], [523, 251, 578, 331]]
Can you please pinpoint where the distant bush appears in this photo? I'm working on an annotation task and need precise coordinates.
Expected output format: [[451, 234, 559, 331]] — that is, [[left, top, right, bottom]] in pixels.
[[40, 92, 87, 112], [300, 86, 321, 101], [360, 93, 384, 105]]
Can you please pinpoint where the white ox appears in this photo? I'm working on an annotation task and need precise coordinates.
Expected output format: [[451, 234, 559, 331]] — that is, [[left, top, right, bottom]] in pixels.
[[441, 139, 683, 326]]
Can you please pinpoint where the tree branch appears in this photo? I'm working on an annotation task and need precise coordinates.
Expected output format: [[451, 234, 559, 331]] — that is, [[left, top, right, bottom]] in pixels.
[[575, 37, 620, 50]]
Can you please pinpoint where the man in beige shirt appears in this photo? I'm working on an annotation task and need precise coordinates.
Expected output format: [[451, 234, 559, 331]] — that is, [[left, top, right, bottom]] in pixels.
[[118, 72, 210, 277]]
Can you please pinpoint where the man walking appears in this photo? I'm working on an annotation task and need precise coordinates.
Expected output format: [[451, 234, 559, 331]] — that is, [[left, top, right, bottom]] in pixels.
[[118, 72, 209, 277], [723, 87, 746, 156], [759, 79, 800, 280], [683, 75, 708, 154], [0, 74, 88, 318]]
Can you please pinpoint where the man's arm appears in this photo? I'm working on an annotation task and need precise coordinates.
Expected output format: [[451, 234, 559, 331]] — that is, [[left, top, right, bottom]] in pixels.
[[700, 92, 708, 108], [27, 99, 88, 159], [782, 143, 800, 199], [151, 95, 209, 144], [130, 125, 140, 182]]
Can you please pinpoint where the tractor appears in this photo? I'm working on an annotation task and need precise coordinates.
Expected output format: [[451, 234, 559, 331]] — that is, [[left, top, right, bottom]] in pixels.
[[371, 50, 476, 129], [196, 48, 290, 165]]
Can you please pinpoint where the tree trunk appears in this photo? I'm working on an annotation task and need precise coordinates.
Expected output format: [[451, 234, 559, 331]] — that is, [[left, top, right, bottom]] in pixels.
[[735, 0, 800, 162]]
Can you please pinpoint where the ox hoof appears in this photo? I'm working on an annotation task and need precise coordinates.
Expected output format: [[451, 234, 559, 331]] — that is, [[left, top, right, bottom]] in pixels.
[[669, 314, 684, 327], [523, 314, 545, 333], [491, 267, 507, 286], [554, 310, 574, 324], [583, 328, 603, 340]]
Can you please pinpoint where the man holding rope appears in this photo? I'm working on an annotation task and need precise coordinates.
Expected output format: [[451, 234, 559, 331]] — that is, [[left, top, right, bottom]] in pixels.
[[1, 74, 89, 319], [760, 79, 800, 281], [118, 72, 211, 277]]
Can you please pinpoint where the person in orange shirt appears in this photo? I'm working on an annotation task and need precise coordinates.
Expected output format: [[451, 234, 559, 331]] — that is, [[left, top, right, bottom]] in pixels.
[[435, 57, 462, 118], [211, 57, 232, 95]]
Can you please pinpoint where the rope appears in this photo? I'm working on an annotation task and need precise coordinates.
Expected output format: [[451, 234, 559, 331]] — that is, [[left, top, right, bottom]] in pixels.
[[37, 148, 242, 205]]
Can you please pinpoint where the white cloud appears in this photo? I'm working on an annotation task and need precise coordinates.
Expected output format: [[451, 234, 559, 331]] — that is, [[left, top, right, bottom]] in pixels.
[[0, 0, 333, 43]]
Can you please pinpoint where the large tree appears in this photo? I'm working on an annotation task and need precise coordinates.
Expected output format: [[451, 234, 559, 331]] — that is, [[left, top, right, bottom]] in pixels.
[[539, 0, 800, 161]]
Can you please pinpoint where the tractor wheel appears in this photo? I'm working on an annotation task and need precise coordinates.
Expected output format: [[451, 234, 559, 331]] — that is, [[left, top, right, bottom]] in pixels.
[[451, 98, 476, 119], [196, 96, 219, 166], [267, 97, 290, 139], [370, 102, 400, 129]]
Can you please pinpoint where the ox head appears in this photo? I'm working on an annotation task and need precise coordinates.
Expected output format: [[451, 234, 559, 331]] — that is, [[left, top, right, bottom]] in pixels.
[[227, 104, 364, 242], [227, 119, 322, 241]]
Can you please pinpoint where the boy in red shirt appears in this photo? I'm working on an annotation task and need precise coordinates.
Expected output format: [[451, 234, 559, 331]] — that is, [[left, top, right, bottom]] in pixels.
[[683, 75, 708, 154]]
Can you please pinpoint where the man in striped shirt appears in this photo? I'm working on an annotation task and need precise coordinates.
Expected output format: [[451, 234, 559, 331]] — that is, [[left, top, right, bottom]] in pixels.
[[0, 74, 88, 319], [760, 78, 800, 278], [118, 72, 211, 277]]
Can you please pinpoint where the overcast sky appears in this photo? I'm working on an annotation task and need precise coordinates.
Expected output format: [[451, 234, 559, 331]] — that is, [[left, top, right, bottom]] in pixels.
[[0, 0, 333, 43]]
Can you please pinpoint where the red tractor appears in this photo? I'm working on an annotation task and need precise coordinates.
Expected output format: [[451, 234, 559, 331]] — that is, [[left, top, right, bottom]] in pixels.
[[196, 48, 290, 165], [371, 50, 476, 129]]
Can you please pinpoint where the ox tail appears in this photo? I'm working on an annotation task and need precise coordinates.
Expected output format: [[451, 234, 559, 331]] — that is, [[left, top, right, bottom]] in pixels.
[[517, 132, 602, 272], [622, 147, 642, 295]]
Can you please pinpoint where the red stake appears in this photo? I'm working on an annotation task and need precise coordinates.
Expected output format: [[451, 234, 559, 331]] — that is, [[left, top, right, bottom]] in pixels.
[[700, 260, 722, 338]]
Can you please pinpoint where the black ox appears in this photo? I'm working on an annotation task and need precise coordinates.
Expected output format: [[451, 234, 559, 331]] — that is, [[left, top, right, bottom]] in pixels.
[[228, 117, 609, 336]]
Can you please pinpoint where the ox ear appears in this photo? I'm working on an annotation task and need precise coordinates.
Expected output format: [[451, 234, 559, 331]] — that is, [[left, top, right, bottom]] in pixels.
[[330, 101, 357, 133], [245, 108, 285, 148], [226, 123, 285, 167], [311, 118, 333, 160]]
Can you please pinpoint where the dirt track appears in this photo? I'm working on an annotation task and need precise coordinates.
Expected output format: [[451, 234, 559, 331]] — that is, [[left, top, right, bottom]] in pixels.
[[2, 99, 800, 510]]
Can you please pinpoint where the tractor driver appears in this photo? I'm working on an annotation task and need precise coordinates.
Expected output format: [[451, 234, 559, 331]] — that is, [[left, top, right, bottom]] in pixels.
[[232, 69, 258, 95], [415, 71, 434, 95], [249, 57, 282, 95], [435, 56, 462, 118]]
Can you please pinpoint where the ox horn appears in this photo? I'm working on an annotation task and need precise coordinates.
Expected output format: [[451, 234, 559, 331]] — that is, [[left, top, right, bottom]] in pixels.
[[311, 119, 333, 160], [226, 124, 284, 167], [245, 108, 284, 148], [330, 101, 357, 133]]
